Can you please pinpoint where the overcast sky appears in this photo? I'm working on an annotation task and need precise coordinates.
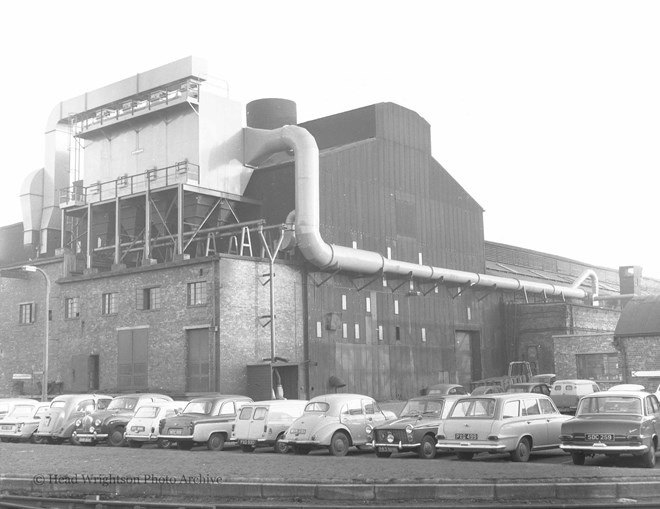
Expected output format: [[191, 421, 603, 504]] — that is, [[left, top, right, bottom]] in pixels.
[[2, 1, 659, 278]]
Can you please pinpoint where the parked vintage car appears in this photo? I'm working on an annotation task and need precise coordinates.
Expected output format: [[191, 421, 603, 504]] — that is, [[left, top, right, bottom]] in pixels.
[[435, 393, 572, 462], [281, 393, 397, 456], [158, 395, 252, 450], [607, 384, 646, 392], [550, 379, 601, 415], [34, 393, 113, 444], [506, 383, 551, 396], [71, 393, 173, 446], [371, 394, 462, 459], [234, 399, 308, 453], [559, 390, 660, 468], [124, 400, 187, 448], [0, 401, 49, 442], [426, 384, 468, 396]]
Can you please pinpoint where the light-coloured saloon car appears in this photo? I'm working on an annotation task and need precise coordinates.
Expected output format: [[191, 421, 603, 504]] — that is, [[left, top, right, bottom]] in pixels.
[[281, 393, 397, 456], [124, 401, 187, 448], [435, 393, 572, 462], [158, 395, 252, 450], [34, 394, 113, 444], [235, 399, 308, 453], [0, 401, 49, 442], [560, 390, 660, 468]]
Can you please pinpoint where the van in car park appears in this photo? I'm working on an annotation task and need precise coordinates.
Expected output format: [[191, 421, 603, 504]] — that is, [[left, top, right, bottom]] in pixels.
[[550, 380, 600, 415], [234, 399, 307, 453]]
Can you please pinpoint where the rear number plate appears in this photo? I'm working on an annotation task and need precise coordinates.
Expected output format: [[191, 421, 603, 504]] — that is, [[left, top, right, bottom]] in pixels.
[[0, 425, 13, 430], [169, 428, 182, 435], [586, 433, 613, 441], [78, 437, 92, 443], [378, 446, 398, 453], [131, 426, 145, 432], [455, 433, 478, 440], [239, 439, 256, 445]]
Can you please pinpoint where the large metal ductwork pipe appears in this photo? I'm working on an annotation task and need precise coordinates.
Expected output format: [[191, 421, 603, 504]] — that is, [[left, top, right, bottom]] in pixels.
[[245, 125, 599, 302]]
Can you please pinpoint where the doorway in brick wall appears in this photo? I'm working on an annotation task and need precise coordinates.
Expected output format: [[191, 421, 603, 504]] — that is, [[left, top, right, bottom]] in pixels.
[[186, 329, 211, 392]]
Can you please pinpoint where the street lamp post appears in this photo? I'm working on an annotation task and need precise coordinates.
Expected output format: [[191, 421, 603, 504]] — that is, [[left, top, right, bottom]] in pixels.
[[22, 265, 50, 402]]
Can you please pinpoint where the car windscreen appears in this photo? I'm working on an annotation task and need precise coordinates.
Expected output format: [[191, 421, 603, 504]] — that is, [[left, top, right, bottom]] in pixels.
[[577, 396, 642, 416], [238, 407, 253, 420], [304, 401, 330, 413], [8, 405, 35, 419], [449, 398, 496, 418], [183, 401, 212, 414], [400, 399, 444, 417], [134, 406, 159, 418], [107, 397, 138, 410], [50, 401, 66, 408]]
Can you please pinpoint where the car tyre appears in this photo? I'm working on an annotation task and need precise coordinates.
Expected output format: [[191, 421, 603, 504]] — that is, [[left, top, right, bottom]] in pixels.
[[108, 427, 126, 447], [571, 452, 586, 465], [207, 433, 225, 451], [241, 444, 256, 453], [274, 434, 289, 454], [640, 442, 657, 468], [376, 450, 392, 458], [177, 441, 194, 450], [47, 437, 63, 445], [456, 452, 474, 460], [329, 431, 350, 457], [418, 435, 437, 459], [128, 440, 143, 448], [69, 435, 81, 446], [511, 437, 531, 462], [156, 438, 172, 449]]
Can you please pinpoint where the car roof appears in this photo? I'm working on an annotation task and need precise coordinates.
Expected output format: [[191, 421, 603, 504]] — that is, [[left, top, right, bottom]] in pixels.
[[409, 394, 463, 401], [188, 395, 251, 403], [458, 393, 551, 400], [552, 379, 597, 384], [245, 399, 308, 406], [587, 390, 648, 398], [309, 393, 374, 403]]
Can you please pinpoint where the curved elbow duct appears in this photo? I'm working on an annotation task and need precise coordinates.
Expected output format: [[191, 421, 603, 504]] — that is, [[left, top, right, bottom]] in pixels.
[[245, 126, 596, 301]]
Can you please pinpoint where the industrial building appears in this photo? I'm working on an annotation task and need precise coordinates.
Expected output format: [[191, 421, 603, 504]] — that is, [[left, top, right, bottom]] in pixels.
[[1, 57, 659, 400]]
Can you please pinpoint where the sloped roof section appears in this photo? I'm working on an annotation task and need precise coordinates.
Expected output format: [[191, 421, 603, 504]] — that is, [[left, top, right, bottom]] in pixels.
[[615, 295, 660, 337]]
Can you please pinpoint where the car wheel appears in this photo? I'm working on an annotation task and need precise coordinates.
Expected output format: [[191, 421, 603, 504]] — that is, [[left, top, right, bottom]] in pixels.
[[456, 452, 474, 460], [329, 431, 350, 457], [376, 450, 392, 458], [47, 437, 63, 445], [274, 434, 289, 454], [156, 438, 172, 449], [241, 444, 256, 453], [640, 442, 657, 468], [293, 444, 311, 455], [510, 437, 531, 462], [418, 435, 437, 460], [128, 440, 143, 448], [571, 452, 586, 465], [207, 433, 226, 451], [177, 441, 194, 450], [30, 435, 45, 445], [69, 435, 81, 446], [108, 427, 126, 447]]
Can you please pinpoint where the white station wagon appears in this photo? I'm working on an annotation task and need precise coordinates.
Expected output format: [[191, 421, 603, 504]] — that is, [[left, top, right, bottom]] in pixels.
[[435, 393, 572, 462]]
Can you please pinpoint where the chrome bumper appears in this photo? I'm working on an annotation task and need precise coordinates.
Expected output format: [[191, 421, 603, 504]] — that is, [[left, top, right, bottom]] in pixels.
[[560, 443, 648, 453]]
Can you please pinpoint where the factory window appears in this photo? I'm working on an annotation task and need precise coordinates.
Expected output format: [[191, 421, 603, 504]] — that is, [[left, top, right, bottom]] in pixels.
[[342, 323, 348, 339], [137, 287, 161, 311], [316, 321, 323, 338], [341, 294, 347, 311], [418, 252, 423, 264], [19, 303, 35, 324], [102, 293, 118, 315], [421, 328, 427, 342], [187, 281, 207, 306], [387, 247, 392, 259], [395, 326, 401, 341], [378, 325, 383, 341], [382, 276, 388, 287], [394, 300, 399, 315], [65, 297, 80, 319], [576, 353, 620, 382], [366, 297, 371, 313], [354, 324, 360, 339], [352, 240, 358, 249]]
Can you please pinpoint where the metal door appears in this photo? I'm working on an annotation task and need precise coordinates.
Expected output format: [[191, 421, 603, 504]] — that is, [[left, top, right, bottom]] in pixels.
[[186, 329, 210, 392]]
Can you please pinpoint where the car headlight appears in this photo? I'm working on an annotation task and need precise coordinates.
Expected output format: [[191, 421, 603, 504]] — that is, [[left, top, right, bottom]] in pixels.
[[94, 419, 102, 427], [366, 425, 373, 439], [405, 424, 414, 442], [386, 432, 395, 444], [75, 419, 82, 427], [89, 426, 95, 433]]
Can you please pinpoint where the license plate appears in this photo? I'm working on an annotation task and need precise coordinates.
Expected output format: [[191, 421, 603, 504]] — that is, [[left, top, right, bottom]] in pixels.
[[168, 428, 182, 435], [78, 437, 92, 443], [131, 426, 145, 432], [378, 446, 398, 453], [455, 433, 478, 440], [239, 439, 256, 445], [289, 428, 306, 435], [586, 433, 613, 441], [0, 425, 13, 431]]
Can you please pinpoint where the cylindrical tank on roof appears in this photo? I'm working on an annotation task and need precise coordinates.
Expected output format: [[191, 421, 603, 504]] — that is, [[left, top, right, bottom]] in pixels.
[[246, 98, 297, 129]]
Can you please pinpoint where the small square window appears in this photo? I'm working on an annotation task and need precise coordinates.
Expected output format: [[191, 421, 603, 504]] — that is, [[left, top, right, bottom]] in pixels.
[[394, 300, 399, 315], [137, 287, 161, 310], [378, 325, 383, 341], [354, 324, 360, 339], [366, 297, 371, 313], [19, 303, 35, 324], [187, 281, 207, 306], [102, 292, 118, 315], [342, 323, 348, 339], [316, 321, 323, 338], [421, 328, 427, 342], [341, 294, 347, 311]]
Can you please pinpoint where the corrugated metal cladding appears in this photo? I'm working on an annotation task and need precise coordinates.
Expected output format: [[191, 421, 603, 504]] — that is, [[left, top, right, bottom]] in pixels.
[[615, 295, 660, 337]]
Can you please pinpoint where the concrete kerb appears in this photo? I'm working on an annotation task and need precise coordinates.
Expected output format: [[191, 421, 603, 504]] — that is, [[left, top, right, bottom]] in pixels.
[[2, 476, 660, 504]]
